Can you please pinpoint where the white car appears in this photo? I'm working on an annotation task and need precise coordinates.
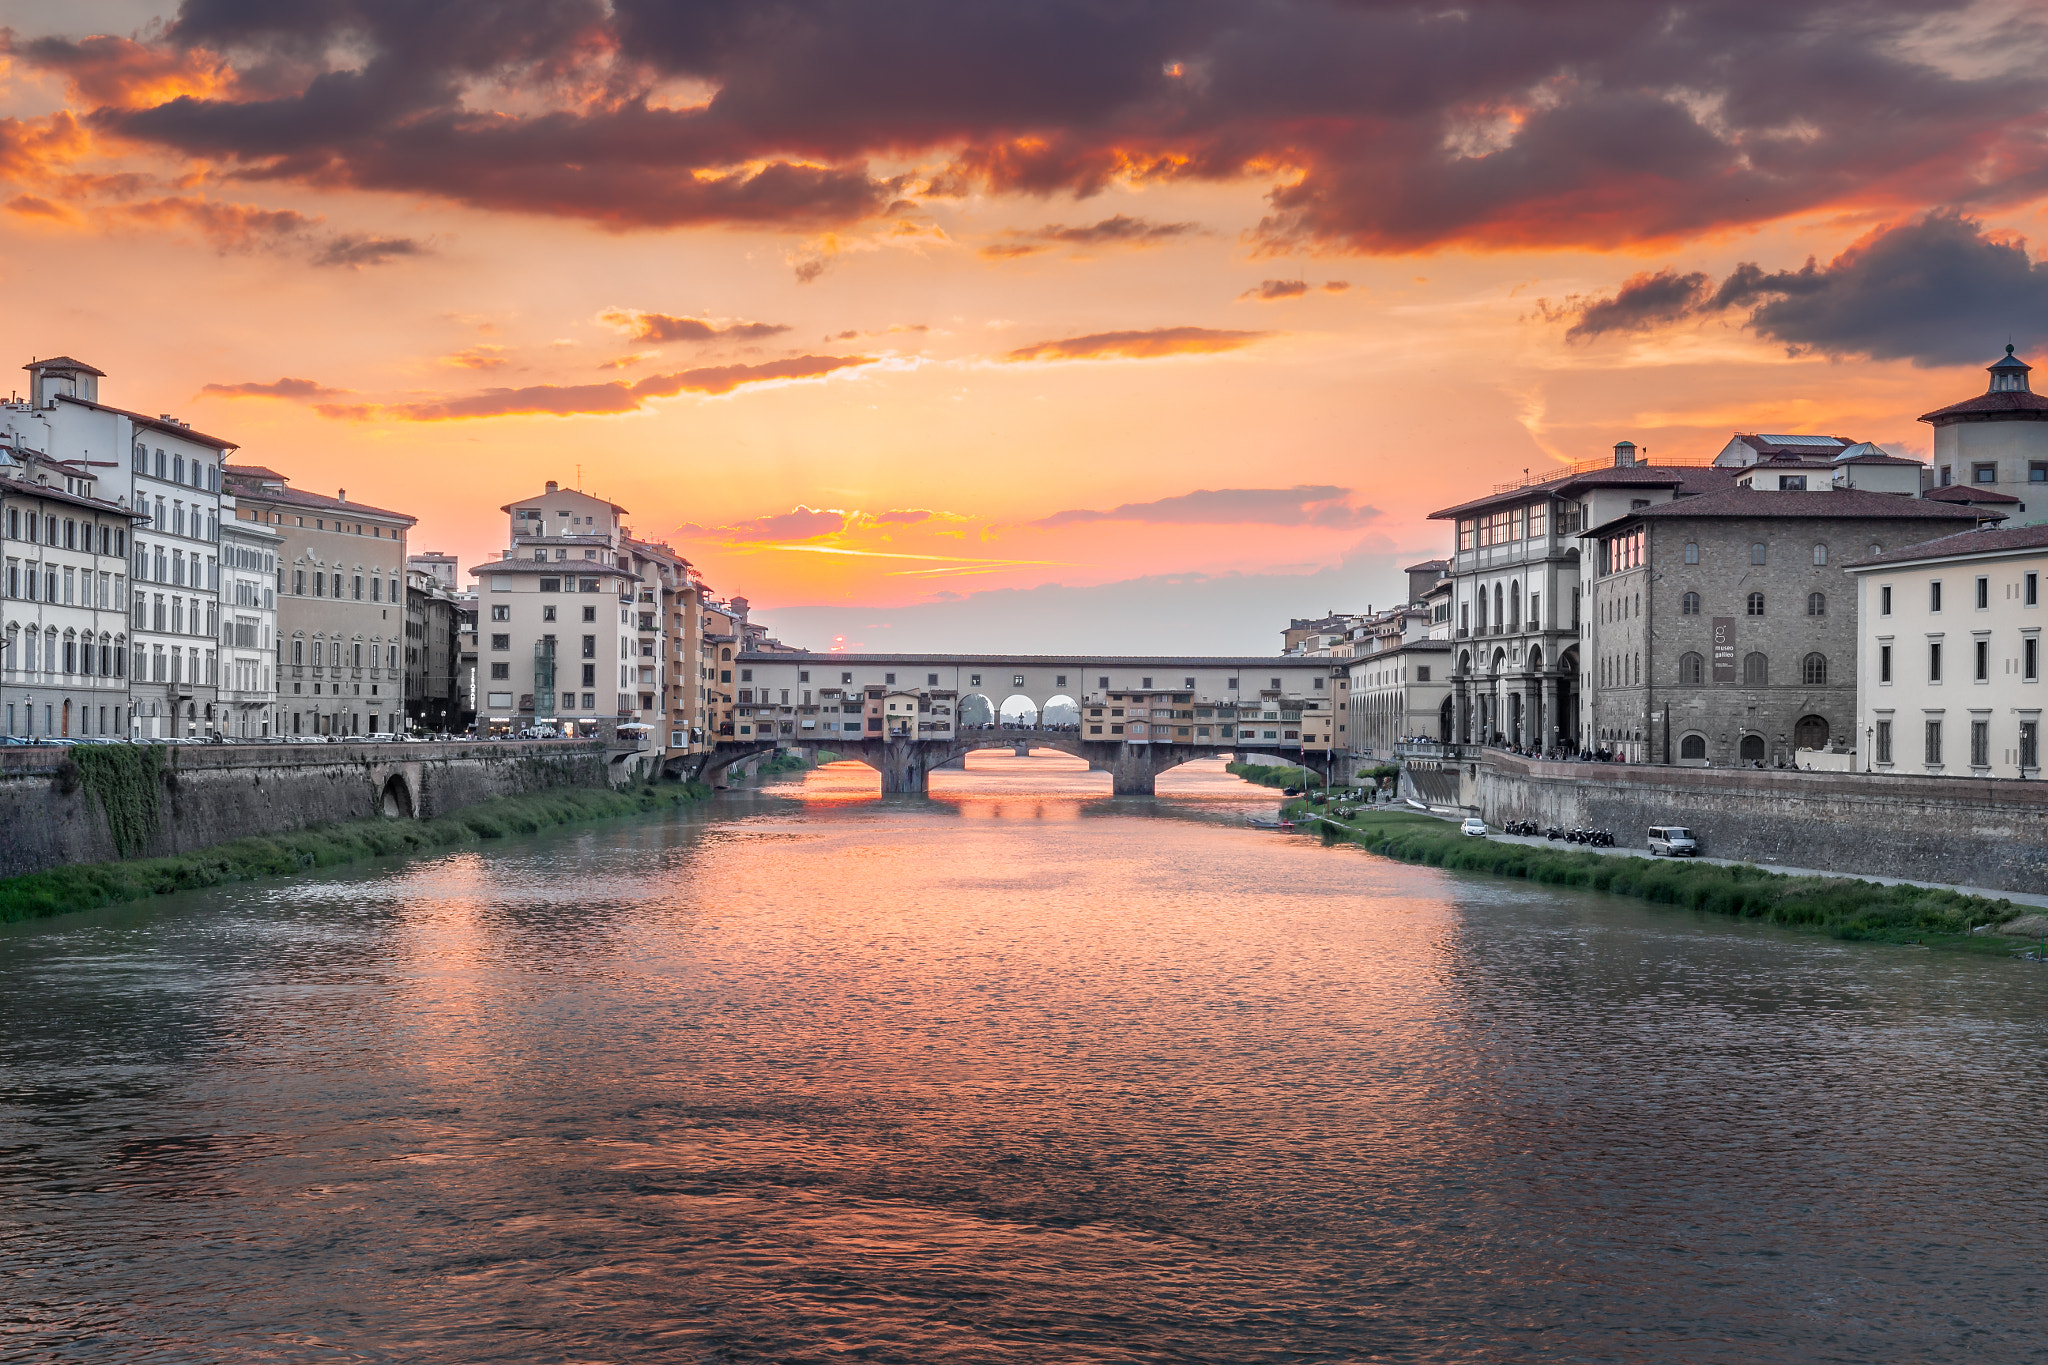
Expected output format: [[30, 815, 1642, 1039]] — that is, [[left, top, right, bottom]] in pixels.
[[1648, 825, 1699, 857], [1460, 817, 1488, 837]]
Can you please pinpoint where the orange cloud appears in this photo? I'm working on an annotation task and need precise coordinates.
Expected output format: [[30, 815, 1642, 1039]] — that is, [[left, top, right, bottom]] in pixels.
[[1004, 326, 1272, 362], [600, 309, 791, 343], [14, 34, 237, 109], [102, 195, 318, 251], [317, 354, 876, 421], [199, 377, 346, 400], [442, 345, 510, 370], [6, 193, 80, 224]]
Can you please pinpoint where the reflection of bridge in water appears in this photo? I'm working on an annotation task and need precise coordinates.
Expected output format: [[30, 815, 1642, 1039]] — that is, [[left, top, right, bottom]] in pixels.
[[689, 652, 1346, 794]]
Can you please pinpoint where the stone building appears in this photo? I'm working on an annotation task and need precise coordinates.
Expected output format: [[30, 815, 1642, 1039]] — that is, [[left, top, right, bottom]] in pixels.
[[0, 446, 141, 738], [218, 511, 282, 738], [224, 465, 414, 738], [404, 566, 462, 732], [1920, 346, 2048, 525], [1582, 488, 1984, 767], [1846, 523, 2046, 779]]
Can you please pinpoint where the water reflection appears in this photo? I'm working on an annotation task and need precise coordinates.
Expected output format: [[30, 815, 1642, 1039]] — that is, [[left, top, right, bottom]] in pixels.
[[0, 758, 2042, 1362]]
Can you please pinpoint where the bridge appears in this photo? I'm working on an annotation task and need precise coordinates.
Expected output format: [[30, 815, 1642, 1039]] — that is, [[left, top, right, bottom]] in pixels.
[[685, 653, 1348, 794]]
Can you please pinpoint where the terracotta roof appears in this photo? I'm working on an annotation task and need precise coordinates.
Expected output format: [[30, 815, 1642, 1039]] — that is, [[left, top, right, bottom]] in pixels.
[[1403, 557, 1448, 572], [500, 489, 631, 516], [1835, 452, 1923, 466], [223, 469, 415, 524], [1620, 487, 1989, 524], [24, 356, 106, 377], [224, 463, 288, 482], [1925, 484, 2023, 505], [1845, 522, 2048, 569], [1917, 389, 2048, 424], [0, 472, 147, 519]]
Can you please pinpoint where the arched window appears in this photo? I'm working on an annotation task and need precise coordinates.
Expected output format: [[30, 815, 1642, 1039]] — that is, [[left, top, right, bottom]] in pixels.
[[1680, 733, 1707, 760], [1510, 581, 1521, 629], [1684, 541, 1699, 564], [132, 442, 146, 473], [1747, 592, 1766, 616], [1680, 651, 1705, 684], [1740, 734, 1766, 762], [721, 647, 731, 661], [1743, 652, 1769, 686], [1751, 542, 1767, 565], [1802, 652, 1828, 685], [1682, 591, 1701, 616], [1813, 543, 1828, 566], [1807, 591, 1826, 616]]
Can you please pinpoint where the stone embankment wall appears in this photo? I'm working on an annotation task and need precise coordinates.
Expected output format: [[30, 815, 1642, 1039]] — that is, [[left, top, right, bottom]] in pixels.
[[0, 740, 611, 880], [1470, 752, 2048, 894]]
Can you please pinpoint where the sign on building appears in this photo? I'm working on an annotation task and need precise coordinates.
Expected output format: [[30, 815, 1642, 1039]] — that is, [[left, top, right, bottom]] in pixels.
[[1711, 617, 1736, 683]]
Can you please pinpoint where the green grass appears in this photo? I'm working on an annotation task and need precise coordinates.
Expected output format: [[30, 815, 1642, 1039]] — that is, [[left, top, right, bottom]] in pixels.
[[1301, 807, 2025, 953], [1228, 759, 1392, 792], [0, 781, 712, 925], [757, 751, 813, 774]]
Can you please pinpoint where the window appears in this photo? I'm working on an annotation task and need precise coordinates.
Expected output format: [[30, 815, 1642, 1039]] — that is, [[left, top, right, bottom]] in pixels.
[[1781, 475, 1807, 491], [2023, 720, 2039, 770], [1976, 639, 1989, 681], [1807, 592, 1826, 616], [1930, 581, 1942, 612], [1930, 641, 1943, 682], [491, 604, 509, 621], [1802, 652, 1828, 685], [1812, 543, 1827, 566], [1683, 541, 1698, 565], [1973, 463, 1997, 484], [1743, 652, 1768, 685], [582, 664, 597, 688], [2032, 462, 2047, 483], [584, 606, 597, 622], [1746, 592, 1765, 616], [581, 635, 596, 658], [1926, 718, 1943, 765], [2027, 636, 2039, 681], [2028, 572, 2039, 606], [1416, 666, 1431, 682], [1975, 576, 1989, 609], [1881, 585, 1892, 615], [1971, 718, 1990, 768], [1880, 644, 1892, 683], [542, 606, 556, 622], [539, 576, 560, 593], [293, 569, 305, 596], [1876, 720, 1892, 764], [1751, 543, 1766, 565], [490, 662, 509, 680], [1679, 651, 1704, 684], [491, 634, 509, 650]]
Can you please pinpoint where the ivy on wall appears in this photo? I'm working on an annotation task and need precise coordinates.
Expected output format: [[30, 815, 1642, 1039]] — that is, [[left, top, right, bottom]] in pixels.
[[73, 745, 166, 859]]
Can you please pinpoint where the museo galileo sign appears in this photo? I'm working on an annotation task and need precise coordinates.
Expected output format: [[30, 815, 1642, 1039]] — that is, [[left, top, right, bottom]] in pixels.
[[1711, 617, 1737, 683]]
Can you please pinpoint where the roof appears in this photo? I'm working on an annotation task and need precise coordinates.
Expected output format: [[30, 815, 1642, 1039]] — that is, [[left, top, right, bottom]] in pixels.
[[1428, 464, 1688, 519], [1845, 522, 2048, 569], [223, 468, 415, 525], [1597, 487, 1990, 530], [1918, 389, 2048, 423], [1745, 433, 1851, 450], [1403, 557, 1448, 572], [1925, 484, 2023, 506], [55, 394, 237, 450], [225, 464, 289, 483], [500, 488, 631, 516], [0, 472, 147, 519], [734, 652, 1342, 668], [470, 558, 632, 576], [24, 356, 106, 378]]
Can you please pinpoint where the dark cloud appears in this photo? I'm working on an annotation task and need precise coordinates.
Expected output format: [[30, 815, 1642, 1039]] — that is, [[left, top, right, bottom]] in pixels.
[[316, 232, 427, 267], [1035, 485, 1376, 528], [981, 213, 1198, 259], [198, 376, 344, 399], [1557, 214, 2048, 365], [602, 309, 791, 343], [681, 506, 849, 539], [317, 354, 874, 420], [16, 2, 2046, 250], [1240, 279, 1307, 300], [1005, 326, 1270, 362]]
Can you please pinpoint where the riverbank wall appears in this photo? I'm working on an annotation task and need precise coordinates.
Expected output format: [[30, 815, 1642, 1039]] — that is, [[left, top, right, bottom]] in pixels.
[[1458, 752, 2048, 895], [0, 740, 612, 880]]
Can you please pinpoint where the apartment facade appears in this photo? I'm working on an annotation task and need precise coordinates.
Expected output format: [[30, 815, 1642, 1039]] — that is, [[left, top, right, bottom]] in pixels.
[[218, 512, 282, 737], [224, 465, 413, 737], [405, 566, 463, 732], [0, 447, 140, 737], [1846, 524, 2046, 779], [1582, 488, 1983, 766]]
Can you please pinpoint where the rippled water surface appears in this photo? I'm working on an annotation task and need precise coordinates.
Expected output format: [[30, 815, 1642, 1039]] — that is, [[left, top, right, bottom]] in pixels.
[[3, 753, 2045, 1363]]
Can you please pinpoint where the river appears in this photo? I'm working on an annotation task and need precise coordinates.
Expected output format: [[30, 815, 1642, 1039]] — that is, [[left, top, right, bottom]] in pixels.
[[1, 752, 2043, 1363]]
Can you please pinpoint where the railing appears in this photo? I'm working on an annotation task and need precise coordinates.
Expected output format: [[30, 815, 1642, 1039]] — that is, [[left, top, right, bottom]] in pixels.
[[1489, 450, 1716, 494]]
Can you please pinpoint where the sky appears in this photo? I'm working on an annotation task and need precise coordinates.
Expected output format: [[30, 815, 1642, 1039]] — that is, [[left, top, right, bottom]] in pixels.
[[6, 0, 2048, 653]]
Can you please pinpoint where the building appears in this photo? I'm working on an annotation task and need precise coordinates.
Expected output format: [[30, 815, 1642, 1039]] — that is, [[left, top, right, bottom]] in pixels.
[[404, 565, 463, 732], [8, 358, 236, 738], [224, 464, 414, 737], [1919, 346, 2048, 525], [408, 550, 461, 592], [218, 510, 282, 737], [621, 534, 704, 757], [1846, 524, 2045, 779], [1347, 625, 1453, 755], [1429, 441, 1735, 751], [1581, 487, 1985, 766], [453, 588, 478, 732], [1, 445, 142, 738]]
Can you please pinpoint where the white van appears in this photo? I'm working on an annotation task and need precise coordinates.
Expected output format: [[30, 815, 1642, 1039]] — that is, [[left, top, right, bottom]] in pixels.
[[1647, 825, 1698, 857]]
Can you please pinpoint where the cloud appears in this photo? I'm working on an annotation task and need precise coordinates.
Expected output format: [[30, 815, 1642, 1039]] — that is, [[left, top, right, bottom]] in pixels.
[[317, 354, 874, 421], [6, 193, 79, 223], [683, 506, 851, 540], [1034, 485, 1377, 529], [1005, 326, 1271, 362], [601, 309, 792, 344], [1554, 213, 2048, 365], [316, 233, 427, 268], [19, 2, 2048, 250], [441, 346, 510, 371], [981, 213, 1199, 259], [198, 377, 344, 400], [103, 195, 317, 252], [1322, 281, 1351, 294], [1240, 279, 1307, 301]]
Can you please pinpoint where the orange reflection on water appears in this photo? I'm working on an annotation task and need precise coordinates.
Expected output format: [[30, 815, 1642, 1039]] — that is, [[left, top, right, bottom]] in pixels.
[[779, 751, 1270, 812]]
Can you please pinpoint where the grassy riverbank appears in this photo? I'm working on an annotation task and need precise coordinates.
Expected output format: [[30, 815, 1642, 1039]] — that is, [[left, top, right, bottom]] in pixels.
[[1298, 806, 2024, 952], [0, 781, 712, 925], [1230, 760, 1398, 790]]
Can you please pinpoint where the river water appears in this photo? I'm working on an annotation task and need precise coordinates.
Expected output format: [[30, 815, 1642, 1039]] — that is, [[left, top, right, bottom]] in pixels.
[[2, 753, 2044, 1363]]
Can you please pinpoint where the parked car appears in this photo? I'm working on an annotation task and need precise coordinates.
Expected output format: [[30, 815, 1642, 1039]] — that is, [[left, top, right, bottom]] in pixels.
[[1647, 825, 1699, 857], [1460, 817, 1487, 837]]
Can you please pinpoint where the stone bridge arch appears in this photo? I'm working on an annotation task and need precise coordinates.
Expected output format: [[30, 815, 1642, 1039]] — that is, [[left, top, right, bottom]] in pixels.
[[368, 760, 424, 818]]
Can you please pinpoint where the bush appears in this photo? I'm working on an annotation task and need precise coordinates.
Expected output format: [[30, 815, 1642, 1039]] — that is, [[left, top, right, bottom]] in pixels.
[[1314, 808, 2020, 949], [0, 781, 713, 924]]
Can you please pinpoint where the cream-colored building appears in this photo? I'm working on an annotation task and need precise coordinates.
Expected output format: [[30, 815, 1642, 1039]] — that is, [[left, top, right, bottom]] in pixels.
[[219, 510, 281, 737], [1847, 524, 2045, 778], [1921, 347, 2048, 526]]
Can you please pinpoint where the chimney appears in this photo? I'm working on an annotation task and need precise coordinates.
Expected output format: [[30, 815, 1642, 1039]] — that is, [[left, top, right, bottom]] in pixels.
[[1613, 439, 1638, 467], [337, 488, 347, 503], [545, 480, 559, 493]]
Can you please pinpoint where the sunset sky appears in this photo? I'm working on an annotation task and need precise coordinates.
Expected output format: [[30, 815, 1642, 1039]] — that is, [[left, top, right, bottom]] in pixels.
[[7, 0, 2048, 652]]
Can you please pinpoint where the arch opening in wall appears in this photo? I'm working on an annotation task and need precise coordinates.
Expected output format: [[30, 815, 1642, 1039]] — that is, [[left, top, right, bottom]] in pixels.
[[1739, 733, 1766, 763], [1679, 733, 1708, 764], [1794, 714, 1830, 751], [1039, 694, 1080, 731], [1679, 651, 1705, 685], [956, 693, 995, 730], [380, 773, 415, 819], [997, 694, 1038, 728]]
